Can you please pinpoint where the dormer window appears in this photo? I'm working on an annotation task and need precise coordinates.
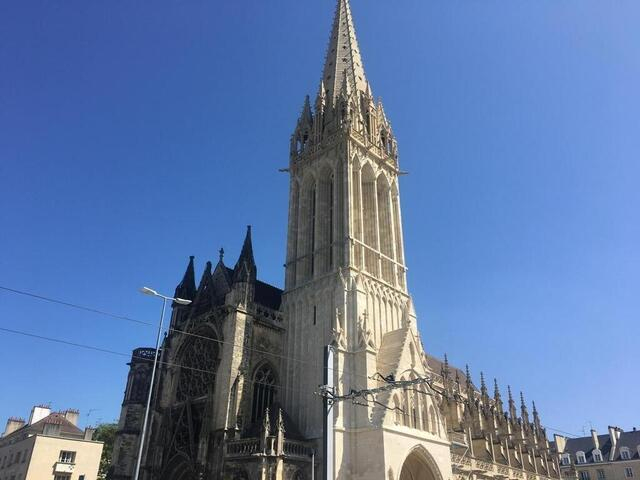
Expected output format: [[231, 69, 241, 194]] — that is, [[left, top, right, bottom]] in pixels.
[[562, 454, 571, 466], [577, 451, 587, 464], [620, 448, 631, 460], [593, 449, 603, 463]]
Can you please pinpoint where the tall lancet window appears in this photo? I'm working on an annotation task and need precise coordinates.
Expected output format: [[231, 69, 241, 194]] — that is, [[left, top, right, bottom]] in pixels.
[[391, 183, 405, 289], [351, 165, 363, 269], [361, 164, 378, 275], [377, 174, 394, 284], [318, 167, 334, 274], [287, 181, 300, 288], [251, 363, 277, 423], [309, 183, 317, 277], [328, 173, 334, 268]]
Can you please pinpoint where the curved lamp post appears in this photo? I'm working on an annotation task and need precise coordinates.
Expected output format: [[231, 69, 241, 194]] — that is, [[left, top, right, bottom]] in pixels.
[[133, 287, 191, 480]]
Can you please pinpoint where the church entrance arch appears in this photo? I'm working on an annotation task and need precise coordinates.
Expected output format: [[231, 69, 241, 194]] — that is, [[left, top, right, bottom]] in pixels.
[[159, 455, 198, 480], [398, 446, 441, 480]]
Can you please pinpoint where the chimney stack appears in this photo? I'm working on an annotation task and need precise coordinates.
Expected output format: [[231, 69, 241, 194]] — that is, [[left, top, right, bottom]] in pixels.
[[28, 405, 51, 425], [591, 429, 599, 449], [84, 427, 96, 441], [608, 426, 618, 460], [554, 434, 567, 454], [3, 417, 26, 437], [64, 409, 80, 427]]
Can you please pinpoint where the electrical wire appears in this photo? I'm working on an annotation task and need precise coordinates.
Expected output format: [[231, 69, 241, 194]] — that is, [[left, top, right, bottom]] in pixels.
[[0, 285, 568, 437], [0, 285, 152, 326]]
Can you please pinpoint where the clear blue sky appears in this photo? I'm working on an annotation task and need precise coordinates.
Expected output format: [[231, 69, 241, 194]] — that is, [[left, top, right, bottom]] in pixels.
[[1, 0, 638, 437]]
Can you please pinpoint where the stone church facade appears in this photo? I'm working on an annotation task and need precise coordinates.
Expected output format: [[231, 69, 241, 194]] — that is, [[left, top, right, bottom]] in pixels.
[[109, 1, 563, 479]]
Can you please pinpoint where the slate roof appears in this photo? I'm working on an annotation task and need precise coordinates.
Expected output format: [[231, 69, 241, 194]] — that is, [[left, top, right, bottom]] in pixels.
[[2, 412, 84, 441], [560, 430, 640, 462], [223, 267, 282, 310]]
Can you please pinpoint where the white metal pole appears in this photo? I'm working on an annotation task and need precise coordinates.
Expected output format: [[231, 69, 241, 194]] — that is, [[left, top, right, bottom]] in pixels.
[[324, 345, 334, 480], [133, 296, 167, 480]]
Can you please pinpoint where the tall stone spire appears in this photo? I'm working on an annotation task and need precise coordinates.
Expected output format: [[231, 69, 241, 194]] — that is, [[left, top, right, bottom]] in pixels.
[[233, 226, 257, 283], [320, 0, 368, 102], [173, 256, 197, 302]]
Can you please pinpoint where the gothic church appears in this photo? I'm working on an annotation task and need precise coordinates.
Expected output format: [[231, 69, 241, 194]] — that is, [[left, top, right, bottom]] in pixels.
[[109, 1, 562, 479]]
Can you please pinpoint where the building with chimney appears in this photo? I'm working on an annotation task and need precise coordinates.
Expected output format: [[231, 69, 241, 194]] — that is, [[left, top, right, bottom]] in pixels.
[[0, 406, 103, 480], [554, 427, 640, 480], [108, 1, 562, 479]]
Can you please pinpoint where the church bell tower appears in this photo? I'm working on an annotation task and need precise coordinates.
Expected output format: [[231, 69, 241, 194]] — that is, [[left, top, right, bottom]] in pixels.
[[281, 1, 449, 479]]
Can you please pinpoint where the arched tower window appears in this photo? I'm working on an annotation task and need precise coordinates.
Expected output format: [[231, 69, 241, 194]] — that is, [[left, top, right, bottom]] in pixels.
[[176, 333, 218, 402], [377, 174, 394, 284], [361, 164, 378, 275], [251, 363, 277, 423], [422, 398, 429, 431], [429, 405, 437, 435]]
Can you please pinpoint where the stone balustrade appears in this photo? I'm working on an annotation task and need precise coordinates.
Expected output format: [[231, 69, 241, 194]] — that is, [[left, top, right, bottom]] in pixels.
[[451, 453, 556, 480]]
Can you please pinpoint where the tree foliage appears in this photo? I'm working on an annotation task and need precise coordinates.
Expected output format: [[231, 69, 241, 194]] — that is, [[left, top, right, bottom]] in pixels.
[[94, 422, 118, 479]]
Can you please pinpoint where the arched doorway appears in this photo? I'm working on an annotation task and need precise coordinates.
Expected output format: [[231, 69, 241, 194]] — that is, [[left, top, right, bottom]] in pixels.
[[399, 447, 440, 480]]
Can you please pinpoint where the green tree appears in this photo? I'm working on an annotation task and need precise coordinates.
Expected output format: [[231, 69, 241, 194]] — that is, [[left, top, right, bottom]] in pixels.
[[93, 422, 118, 479]]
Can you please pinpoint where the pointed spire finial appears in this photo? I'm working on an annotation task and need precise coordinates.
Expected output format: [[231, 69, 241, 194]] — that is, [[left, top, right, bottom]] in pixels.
[[494, 378, 504, 413], [508, 385, 518, 419], [480, 372, 488, 395], [174, 255, 197, 302], [219, 248, 224, 263], [233, 225, 256, 283], [320, 0, 368, 102]]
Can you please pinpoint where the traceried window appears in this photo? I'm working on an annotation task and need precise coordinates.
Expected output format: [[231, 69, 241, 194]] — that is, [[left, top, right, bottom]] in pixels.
[[176, 335, 218, 402], [251, 364, 277, 423]]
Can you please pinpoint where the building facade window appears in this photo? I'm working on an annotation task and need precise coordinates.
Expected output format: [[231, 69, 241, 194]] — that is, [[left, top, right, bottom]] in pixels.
[[625, 468, 634, 478], [621, 449, 631, 460], [58, 451, 76, 464], [597, 469, 606, 480], [251, 363, 277, 423], [593, 450, 603, 462], [579, 471, 591, 480], [577, 452, 586, 464], [562, 454, 571, 466]]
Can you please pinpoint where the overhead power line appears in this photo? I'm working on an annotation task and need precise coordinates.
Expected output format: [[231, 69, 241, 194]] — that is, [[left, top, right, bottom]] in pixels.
[[0, 326, 311, 397], [0, 284, 569, 437], [0, 285, 153, 326]]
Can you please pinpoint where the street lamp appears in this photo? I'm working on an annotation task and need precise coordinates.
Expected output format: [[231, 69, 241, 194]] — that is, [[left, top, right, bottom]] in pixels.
[[133, 287, 191, 480]]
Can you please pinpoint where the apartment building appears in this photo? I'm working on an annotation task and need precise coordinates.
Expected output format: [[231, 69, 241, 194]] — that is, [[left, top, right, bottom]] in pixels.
[[0, 406, 103, 480]]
